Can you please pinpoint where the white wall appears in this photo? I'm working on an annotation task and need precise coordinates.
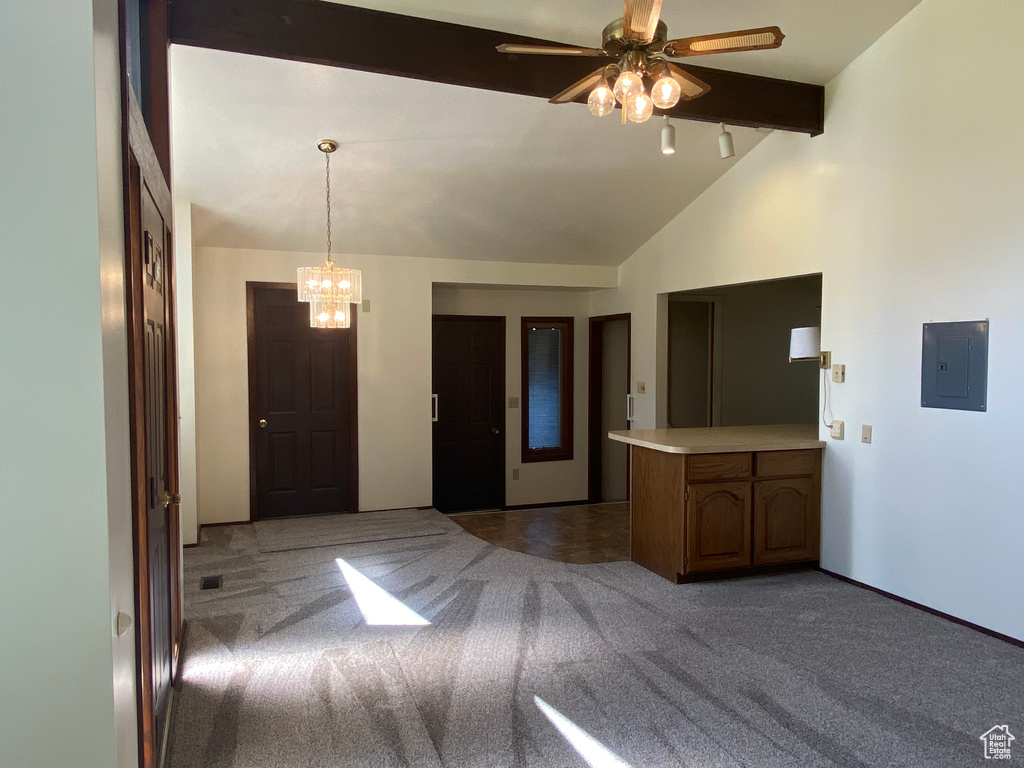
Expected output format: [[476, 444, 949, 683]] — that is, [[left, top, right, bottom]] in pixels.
[[591, 0, 1024, 640], [174, 200, 200, 546], [432, 287, 591, 506], [191, 246, 614, 528], [0, 0, 138, 765]]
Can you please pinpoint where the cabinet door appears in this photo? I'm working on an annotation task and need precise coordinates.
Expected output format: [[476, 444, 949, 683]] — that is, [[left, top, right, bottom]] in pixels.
[[753, 477, 820, 564], [685, 482, 752, 573]]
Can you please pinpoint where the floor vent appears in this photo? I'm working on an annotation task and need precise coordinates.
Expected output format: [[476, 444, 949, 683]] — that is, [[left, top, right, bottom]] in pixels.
[[200, 575, 223, 590]]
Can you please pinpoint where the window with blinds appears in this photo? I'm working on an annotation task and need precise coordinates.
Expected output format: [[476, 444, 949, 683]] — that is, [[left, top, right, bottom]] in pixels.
[[521, 318, 574, 462]]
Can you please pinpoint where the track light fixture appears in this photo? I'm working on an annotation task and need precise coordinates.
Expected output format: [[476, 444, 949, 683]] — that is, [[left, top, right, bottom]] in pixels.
[[718, 123, 735, 159], [661, 116, 676, 155]]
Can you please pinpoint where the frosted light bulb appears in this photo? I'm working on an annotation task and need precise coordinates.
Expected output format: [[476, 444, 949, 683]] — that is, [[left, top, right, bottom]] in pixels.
[[613, 71, 643, 104], [322, 279, 333, 289], [306, 279, 319, 290], [340, 279, 351, 289], [625, 92, 654, 123], [587, 84, 616, 117], [651, 75, 682, 109], [317, 310, 330, 323]]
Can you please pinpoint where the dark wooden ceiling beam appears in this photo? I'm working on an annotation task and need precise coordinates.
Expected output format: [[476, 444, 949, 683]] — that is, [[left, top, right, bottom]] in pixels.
[[168, 0, 824, 135]]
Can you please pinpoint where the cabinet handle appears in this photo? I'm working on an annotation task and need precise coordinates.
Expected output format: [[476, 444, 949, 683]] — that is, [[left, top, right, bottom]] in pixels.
[[626, 394, 635, 422], [431, 394, 439, 422]]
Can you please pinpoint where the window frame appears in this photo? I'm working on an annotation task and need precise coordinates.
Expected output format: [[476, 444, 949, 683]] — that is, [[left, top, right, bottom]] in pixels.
[[521, 317, 574, 463]]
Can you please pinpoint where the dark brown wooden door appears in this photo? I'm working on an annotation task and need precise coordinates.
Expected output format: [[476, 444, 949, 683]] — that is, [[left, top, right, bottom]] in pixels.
[[135, 173, 177, 759], [686, 481, 752, 573], [249, 283, 357, 519], [753, 477, 820, 564], [432, 316, 505, 512]]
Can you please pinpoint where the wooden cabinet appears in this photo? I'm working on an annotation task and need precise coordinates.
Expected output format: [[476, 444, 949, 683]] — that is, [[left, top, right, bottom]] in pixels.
[[673, 447, 821, 580], [753, 477, 819, 564], [686, 481, 751, 572]]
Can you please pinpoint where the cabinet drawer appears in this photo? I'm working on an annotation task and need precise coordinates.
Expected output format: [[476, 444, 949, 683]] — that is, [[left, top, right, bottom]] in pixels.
[[687, 452, 751, 481], [755, 449, 817, 478]]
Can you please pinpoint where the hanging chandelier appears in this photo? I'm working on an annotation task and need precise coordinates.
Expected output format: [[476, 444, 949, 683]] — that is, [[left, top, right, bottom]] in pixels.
[[297, 139, 362, 328]]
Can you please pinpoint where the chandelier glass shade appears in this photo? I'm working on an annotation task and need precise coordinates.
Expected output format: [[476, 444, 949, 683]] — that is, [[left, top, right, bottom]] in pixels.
[[297, 139, 362, 329]]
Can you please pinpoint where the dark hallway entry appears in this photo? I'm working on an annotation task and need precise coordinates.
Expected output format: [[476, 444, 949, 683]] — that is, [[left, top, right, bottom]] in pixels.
[[589, 314, 631, 503], [247, 282, 358, 519], [432, 315, 506, 512]]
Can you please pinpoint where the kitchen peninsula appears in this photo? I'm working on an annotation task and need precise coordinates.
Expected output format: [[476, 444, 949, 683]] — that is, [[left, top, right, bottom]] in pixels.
[[609, 425, 825, 582]]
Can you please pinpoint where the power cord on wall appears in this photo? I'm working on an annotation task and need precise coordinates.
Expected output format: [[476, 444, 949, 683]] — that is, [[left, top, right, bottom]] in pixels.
[[821, 368, 833, 429]]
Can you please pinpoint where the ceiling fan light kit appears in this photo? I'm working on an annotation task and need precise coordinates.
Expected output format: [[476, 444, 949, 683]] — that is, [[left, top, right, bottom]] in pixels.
[[497, 0, 784, 127]]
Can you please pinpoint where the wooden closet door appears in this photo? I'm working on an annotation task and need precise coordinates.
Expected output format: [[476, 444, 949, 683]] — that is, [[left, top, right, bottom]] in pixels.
[[686, 481, 752, 573]]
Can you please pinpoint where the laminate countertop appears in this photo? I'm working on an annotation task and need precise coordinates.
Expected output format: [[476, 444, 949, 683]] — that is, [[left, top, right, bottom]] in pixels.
[[608, 424, 825, 454]]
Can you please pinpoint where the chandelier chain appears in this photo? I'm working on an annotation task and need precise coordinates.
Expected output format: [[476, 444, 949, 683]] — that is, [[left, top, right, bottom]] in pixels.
[[325, 151, 332, 265]]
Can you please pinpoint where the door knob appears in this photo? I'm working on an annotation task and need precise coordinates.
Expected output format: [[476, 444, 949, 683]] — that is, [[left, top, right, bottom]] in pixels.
[[259, 419, 268, 428], [163, 492, 181, 508], [491, 427, 500, 434]]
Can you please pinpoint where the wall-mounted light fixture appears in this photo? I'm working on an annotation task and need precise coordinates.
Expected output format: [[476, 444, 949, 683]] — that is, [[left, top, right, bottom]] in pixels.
[[789, 326, 830, 368]]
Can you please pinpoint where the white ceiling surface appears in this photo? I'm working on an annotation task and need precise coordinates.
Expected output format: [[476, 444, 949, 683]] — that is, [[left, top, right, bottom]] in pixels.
[[331, 0, 923, 84], [171, 0, 922, 267]]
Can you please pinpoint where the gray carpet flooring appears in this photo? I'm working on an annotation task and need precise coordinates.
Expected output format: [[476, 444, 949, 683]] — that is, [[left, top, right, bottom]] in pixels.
[[168, 508, 1023, 768]]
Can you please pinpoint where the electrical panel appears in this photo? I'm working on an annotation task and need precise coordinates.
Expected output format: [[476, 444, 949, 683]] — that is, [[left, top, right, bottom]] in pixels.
[[921, 321, 988, 412]]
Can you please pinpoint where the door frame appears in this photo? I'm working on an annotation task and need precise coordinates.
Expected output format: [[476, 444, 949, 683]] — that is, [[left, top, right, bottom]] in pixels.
[[588, 313, 631, 504], [431, 314, 507, 511], [245, 281, 360, 521]]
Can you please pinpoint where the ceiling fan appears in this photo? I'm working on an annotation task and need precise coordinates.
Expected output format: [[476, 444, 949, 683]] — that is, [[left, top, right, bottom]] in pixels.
[[496, 0, 784, 124]]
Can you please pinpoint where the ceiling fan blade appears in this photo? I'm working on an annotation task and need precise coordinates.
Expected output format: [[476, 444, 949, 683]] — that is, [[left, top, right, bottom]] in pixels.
[[496, 43, 607, 56], [664, 26, 785, 57], [666, 63, 711, 100], [548, 68, 608, 104], [622, 0, 664, 42]]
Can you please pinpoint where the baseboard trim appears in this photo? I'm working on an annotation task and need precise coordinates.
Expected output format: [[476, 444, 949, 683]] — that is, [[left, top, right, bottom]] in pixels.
[[818, 567, 1023, 649], [501, 498, 590, 511]]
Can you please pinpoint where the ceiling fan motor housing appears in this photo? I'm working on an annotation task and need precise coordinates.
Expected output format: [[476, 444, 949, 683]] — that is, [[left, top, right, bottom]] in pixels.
[[602, 18, 669, 54]]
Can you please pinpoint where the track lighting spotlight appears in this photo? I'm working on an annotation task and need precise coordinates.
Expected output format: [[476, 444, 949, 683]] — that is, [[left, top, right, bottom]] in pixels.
[[718, 123, 735, 159], [661, 116, 676, 155]]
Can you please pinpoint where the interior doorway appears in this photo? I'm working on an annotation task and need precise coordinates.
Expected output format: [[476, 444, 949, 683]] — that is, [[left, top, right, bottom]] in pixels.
[[666, 275, 822, 427], [668, 299, 715, 427], [588, 314, 631, 503], [432, 315, 506, 512], [246, 282, 359, 519]]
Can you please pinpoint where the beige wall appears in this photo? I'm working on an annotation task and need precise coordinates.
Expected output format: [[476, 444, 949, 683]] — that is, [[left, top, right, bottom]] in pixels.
[[591, 0, 1024, 640], [190, 247, 614, 530], [432, 287, 591, 506], [0, 0, 138, 765]]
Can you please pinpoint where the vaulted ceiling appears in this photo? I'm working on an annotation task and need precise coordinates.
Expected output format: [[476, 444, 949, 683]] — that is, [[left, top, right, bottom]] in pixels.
[[171, 0, 922, 267]]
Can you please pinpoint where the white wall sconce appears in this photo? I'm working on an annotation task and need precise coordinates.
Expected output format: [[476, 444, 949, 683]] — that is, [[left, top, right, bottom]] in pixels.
[[789, 326, 830, 368]]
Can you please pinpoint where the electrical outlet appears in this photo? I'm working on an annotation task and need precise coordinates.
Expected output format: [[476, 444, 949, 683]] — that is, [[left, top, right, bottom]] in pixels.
[[509, 396, 519, 408], [830, 420, 845, 440], [861, 424, 872, 444], [512, 469, 520, 480], [832, 363, 846, 383], [636, 382, 647, 393]]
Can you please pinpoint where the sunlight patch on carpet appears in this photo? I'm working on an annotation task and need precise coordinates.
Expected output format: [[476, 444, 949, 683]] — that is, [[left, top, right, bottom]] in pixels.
[[335, 558, 430, 626], [534, 695, 631, 768]]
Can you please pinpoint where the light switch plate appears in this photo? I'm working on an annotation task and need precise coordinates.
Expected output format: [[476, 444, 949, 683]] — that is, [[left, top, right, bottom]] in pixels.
[[861, 424, 872, 444], [512, 469, 519, 480], [636, 382, 647, 393], [361, 299, 370, 313], [832, 364, 846, 383], [509, 396, 519, 408], [830, 420, 845, 440]]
